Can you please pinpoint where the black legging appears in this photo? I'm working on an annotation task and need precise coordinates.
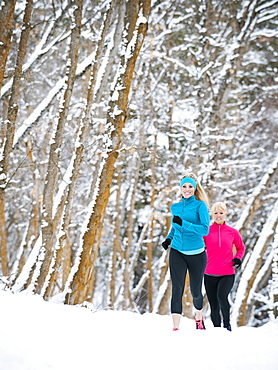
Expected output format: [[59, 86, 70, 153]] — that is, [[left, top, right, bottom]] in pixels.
[[169, 248, 207, 314], [204, 274, 235, 327]]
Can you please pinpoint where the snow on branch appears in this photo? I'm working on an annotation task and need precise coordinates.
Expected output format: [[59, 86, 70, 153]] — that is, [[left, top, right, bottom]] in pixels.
[[256, 0, 278, 13], [13, 78, 66, 147], [0, 1, 69, 99], [235, 152, 278, 231], [151, 51, 196, 77], [247, 249, 273, 306], [152, 266, 171, 314], [12, 233, 42, 293], [12, 51, 96, 148]]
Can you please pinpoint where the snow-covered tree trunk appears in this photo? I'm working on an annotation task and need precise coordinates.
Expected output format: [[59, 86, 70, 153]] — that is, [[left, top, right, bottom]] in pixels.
[[0, 0, 17, 90], [153, 93, 177, 315], [12, 140, 40, 281], [43, 0, 117, 300], [0, 0, 34, 276], [0, 1, 72, 101], [35, 0, 83, 294], [108, 162, 123, 309], [94, 0, 126, 107], [272, 227, 278, 319], [122, 153, 141, 310], [0, 186, 9, 276], [110, 69, 148, 310], [196, 0, 258, 187], [235, 153, 278, 233], [146, 131, 158, 312], [233, 198, 278, 326], [65, 0, 152, 305], [153, 263, 171, 315]]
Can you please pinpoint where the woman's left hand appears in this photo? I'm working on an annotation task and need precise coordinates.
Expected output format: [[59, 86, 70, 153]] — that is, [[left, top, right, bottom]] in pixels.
[[232, 258, 242, 268]]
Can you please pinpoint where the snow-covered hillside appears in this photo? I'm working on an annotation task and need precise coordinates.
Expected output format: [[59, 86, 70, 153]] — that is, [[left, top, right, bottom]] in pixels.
[[0, 290, 277, 370]]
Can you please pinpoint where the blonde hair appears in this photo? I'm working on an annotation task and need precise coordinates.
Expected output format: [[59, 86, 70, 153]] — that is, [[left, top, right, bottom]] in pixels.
[[181, 173, 210, 208], [211, 202, 227, 214]]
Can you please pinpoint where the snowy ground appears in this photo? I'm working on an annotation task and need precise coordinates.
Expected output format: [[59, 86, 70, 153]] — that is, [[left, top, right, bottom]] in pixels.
[[0, 289, 277, 370]]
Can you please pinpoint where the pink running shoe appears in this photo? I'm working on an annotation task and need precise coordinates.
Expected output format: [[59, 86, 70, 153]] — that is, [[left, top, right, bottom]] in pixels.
[[195, 317, 206, 330], [172, 328, 179, 331]]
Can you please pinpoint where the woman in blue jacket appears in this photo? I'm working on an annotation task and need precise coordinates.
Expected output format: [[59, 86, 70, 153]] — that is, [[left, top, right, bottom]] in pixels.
[[162, 173, 210, 331]]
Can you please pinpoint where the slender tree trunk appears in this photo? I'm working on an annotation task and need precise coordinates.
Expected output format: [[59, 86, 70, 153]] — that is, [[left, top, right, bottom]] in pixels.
[[147, 212, 154, 311], [43, 0, 118, 300], [0, 2, 72, 100], [62, 236, 72, 290], [193, 0, 259, 190], [272, 228, 278, 319], [0, 0, 34, 276], [233, 198, 278, 326], [109, 163, 123, 309], [121, 152, 142, 310], [154, 95, 178, 315], [0, 0, 17, 90], [146, 132, 158, 312], [11, 140, 40, 281], [121, 94, 147, 308], [65, 0, 151, 305], [153, 267, 171, 315], [235, 154, 278, 233], [0, 193, 9, 276], [35, 0, 83, 294], [94, 0, 126, 106]]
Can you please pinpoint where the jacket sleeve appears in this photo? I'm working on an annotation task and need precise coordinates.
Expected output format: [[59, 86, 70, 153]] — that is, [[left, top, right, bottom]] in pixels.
[[167, 226, 175, 241], [173, 202, 210, 236], [233, 230, 245, 260]]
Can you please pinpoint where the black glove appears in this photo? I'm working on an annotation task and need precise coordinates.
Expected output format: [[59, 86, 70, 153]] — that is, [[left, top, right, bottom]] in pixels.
[[173, 215, 182, 226], [232, 258, 242, 269], [162, 238, 171, 250]]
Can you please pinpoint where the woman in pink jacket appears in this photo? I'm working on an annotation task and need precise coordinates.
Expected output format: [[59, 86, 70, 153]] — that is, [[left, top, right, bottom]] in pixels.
[[204, 202, 245, 331]]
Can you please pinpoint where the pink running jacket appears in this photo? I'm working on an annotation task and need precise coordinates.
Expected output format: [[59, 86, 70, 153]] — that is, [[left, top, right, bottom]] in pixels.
[[204, 222, 245, 275]]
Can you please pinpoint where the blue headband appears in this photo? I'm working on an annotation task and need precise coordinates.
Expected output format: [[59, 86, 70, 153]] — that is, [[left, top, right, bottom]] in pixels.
[[180, 177, 197, 189]]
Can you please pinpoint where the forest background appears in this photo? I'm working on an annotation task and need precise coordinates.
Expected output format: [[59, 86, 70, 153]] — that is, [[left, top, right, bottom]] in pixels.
[[0, 0, 277, 328]]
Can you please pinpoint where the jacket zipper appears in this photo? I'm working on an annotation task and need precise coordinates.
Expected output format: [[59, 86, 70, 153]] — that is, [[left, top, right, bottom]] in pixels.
[[218, 224, 221, 247]]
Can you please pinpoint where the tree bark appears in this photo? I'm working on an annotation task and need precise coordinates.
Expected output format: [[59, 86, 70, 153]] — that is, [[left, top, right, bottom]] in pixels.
[[234, 198, 278, 326], [94, 0, 126, 106], [65, 0, 152, 305], [12, 140, 40, 282], [153, 267, 172, 315], [35, 0, 83, 294], [146, 132, 158, 312], [272, 228, 278, 319], [43, 0, 118, 300], [121, 152, 141, 310], [108, 163, 123, 309], [235, 154, 278, 233], [0, 0, 17, 90], [155, 94, 177, 315], [0, 0, 34, 276]]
